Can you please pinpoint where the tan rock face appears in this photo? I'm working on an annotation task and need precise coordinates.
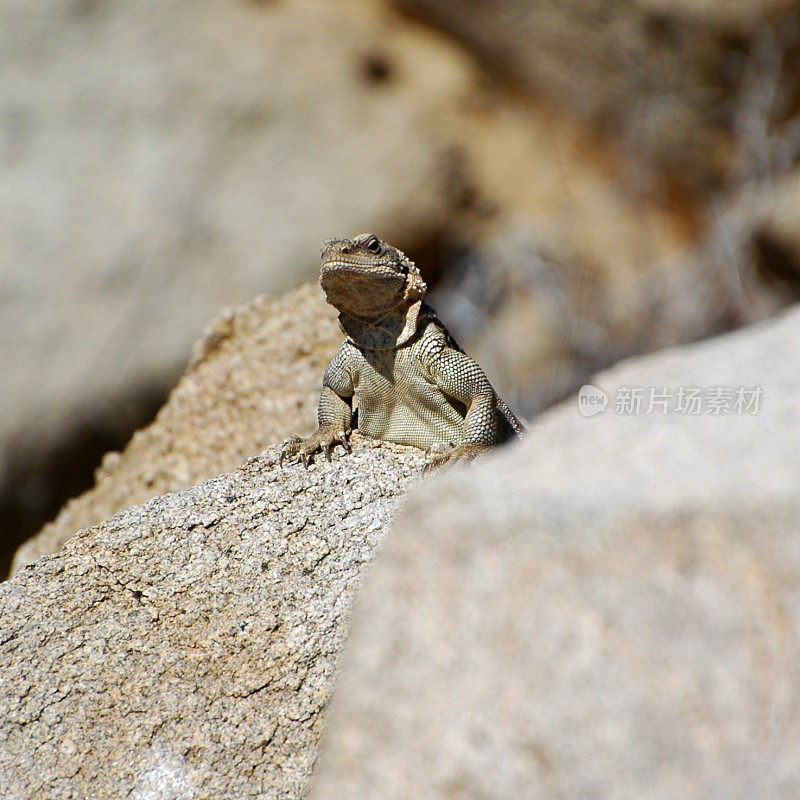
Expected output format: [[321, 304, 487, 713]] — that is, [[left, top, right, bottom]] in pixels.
[[0, 439, 424, 799], [11, 284, 341, 573], [312, 305, 800, 800]]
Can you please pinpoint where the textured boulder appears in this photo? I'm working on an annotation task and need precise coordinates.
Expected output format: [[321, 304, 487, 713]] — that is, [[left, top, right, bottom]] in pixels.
[[312, 305, 800, 799], [11, 284, 340, 573], [0, 438, 424, 799]]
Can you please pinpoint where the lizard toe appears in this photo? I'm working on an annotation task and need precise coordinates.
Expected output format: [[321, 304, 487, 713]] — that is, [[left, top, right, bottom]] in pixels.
[[280, 436, 303, 467], [283, 424, 352, 468], [424, 442, 488, 473]]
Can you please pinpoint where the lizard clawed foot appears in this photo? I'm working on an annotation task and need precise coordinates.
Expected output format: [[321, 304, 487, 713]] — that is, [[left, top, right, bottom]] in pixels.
[[280, 425, 351, 468], [423, 442, 489, 474]]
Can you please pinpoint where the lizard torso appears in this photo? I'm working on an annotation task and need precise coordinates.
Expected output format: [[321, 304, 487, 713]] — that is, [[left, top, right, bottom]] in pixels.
[[329, 315, 510, 450]]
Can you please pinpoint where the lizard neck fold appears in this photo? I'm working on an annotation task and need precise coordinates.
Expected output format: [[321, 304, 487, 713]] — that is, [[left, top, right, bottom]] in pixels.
[[339, 301, 432, 351]]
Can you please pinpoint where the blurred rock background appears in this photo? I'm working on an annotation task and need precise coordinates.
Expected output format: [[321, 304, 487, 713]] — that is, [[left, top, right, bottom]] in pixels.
[[3, 0, 800, 575]]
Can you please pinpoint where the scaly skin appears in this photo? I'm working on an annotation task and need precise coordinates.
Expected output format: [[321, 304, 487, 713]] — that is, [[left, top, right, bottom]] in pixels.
[[281, 234, 524, 468]]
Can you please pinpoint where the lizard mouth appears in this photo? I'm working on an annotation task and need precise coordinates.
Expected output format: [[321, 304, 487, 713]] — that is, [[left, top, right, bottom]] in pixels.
[[320, 259, 402, 278], [320, 259, 407, 317]]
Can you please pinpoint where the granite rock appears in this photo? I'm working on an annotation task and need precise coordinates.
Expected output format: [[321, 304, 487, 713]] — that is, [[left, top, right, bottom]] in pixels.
[[0, 438, 424, 799]]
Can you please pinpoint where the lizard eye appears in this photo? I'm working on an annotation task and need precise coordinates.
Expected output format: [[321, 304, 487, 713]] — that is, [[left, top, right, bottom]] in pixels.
[[366, 237, 382, 255]]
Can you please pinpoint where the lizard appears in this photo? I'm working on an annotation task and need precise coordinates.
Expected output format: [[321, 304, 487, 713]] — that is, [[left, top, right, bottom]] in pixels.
[[280, 233, 525, 468]]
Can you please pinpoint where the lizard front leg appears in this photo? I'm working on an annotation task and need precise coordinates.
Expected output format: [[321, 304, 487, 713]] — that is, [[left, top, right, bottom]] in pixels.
[[281, 350, 354, 467], [423, 347, 498, 470], [280, 386, 352, 466]]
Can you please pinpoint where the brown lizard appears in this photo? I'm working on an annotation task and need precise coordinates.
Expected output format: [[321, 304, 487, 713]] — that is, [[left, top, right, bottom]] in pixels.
[[280, 234, 524, 468]]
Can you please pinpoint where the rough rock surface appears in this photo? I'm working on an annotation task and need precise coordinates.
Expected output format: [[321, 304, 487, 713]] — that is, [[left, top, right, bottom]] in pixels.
[[312, 305, 800, 799], [11, 283, 341, 574], [0, 438, 424, 799]]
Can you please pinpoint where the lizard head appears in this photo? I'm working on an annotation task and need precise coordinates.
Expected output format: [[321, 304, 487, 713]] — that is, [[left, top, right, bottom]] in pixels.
[[319, 234, 427, 319]]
